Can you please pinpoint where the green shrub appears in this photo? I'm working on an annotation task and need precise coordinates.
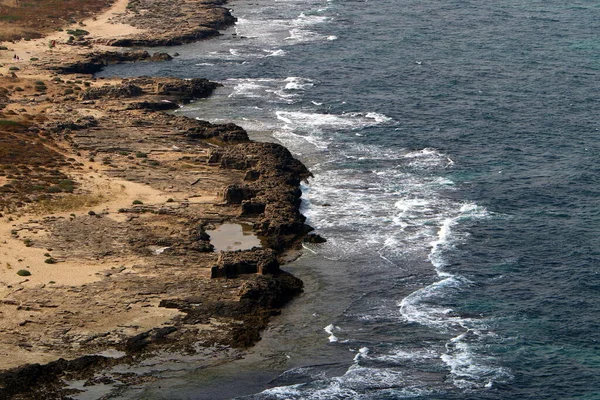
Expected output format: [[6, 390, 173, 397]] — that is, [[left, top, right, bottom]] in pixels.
[[8, 66, 19, 71], [66, 29, 89, 36], [135, 152, 147, 158], [0, 119, 20, 127], [44, 258, 57, 264], [132, 200, 143, 205], [16, 269, 31, 276], [46, 186, 62, 193], [57, 179, 75, 192]]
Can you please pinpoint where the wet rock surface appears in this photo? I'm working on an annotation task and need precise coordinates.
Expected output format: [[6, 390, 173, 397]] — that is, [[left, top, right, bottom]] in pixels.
[[48, 50, 173, 74], [210, 142, 314, 250]]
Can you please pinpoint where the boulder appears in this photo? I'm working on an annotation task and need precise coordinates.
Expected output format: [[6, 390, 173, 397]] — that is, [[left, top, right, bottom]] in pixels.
[[80, 83, 143, 100], [150, 52, 173, 61], [304, 233, 327, 243], [210, 248, 279, 278], [223, 184, 257, 204]]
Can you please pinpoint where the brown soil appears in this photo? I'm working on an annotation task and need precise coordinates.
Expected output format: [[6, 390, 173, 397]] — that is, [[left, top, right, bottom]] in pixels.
[[0, 1, 315, 398], [0, 0, 115, 41]]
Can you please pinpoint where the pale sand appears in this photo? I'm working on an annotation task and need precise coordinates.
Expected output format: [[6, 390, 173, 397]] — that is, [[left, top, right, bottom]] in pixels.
[[0, 289, 183, 369], [0, 170, 172, 288], [0, 168, 186, 369], [0, 0, 144, 67]]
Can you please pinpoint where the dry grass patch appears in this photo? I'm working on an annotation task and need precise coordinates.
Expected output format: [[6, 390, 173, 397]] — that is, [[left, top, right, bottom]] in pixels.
[[0, 0, 116, 41], [31, 192, 107, 213], [0, 129, 79, 211]]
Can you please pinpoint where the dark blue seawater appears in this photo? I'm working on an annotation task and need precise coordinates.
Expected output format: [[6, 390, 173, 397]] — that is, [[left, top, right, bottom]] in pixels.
[[97, 0, 600, 398]]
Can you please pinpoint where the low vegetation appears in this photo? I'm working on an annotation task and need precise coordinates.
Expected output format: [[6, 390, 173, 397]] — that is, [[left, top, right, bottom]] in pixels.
[[0, 0, 115, 41]]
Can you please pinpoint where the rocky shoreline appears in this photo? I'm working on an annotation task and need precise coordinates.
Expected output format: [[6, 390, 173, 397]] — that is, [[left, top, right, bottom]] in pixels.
[[0, 0, 320, 398]]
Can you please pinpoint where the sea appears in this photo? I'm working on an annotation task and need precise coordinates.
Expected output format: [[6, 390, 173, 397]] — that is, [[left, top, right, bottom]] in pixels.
[[96, 0, 600, 398]]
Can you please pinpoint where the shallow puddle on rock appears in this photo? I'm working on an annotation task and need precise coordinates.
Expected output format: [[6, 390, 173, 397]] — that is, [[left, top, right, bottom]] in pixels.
[[206, 223, 262, 251]]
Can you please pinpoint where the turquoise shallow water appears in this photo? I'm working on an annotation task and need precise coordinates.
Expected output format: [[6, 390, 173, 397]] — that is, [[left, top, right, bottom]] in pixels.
[[98, 0, 600, 398]]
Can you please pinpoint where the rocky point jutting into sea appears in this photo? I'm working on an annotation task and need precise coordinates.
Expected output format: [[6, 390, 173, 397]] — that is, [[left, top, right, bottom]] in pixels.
[[0, 0, 319, 397]]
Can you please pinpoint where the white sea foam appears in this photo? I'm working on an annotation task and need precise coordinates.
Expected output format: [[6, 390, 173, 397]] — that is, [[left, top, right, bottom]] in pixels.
[[327, 35, 338, 41], [370, 347, 438, 363], [192, 7, 503, 388], [224, 77, 314, 103], [234, 17, 291, 42], [228, 81, 267, 98], [353, 347, 370, 361], [293, 12, 330, 26], [285, 28, 322, 42], [258, 363, 432, 399], [364, 112, 393, 123], [264, 48, 287, 57], [441, 329, 512, 389], [403, 148, 450, 169], [284, 76, 315, 90], [275, 111, 393, 133], [299, 143, 499, 391], [273, 129, 330, 153], [394, 198, 432, 215], [399, 276, 464, 329], [324, 324, 340, 342]]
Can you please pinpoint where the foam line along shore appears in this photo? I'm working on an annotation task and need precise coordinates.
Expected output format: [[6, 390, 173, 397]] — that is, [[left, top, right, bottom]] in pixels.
[[93, 0, 600, 398]]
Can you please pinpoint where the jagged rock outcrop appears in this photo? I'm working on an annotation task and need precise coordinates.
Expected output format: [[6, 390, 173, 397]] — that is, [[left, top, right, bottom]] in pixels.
[[45, 115, 98, 133], [48, 51, 172, 74], [102, 3, 236, 47], [124, 326, 177, 353], [160, 271, 303, 347], [77, 77, 221, 106], [210, 248, 279, 278], [0, 356, 110, 400], [150, 52, 173, 61], [185, 120, 250, 142], [106, 27, 222, 47], [127, 77, 221, 103], [304, 233, 327, 243], [127, 100, 180, 111], [223, 184, 257, 205], [80, 82, 143, 100], [209, 142, 313, 251]]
